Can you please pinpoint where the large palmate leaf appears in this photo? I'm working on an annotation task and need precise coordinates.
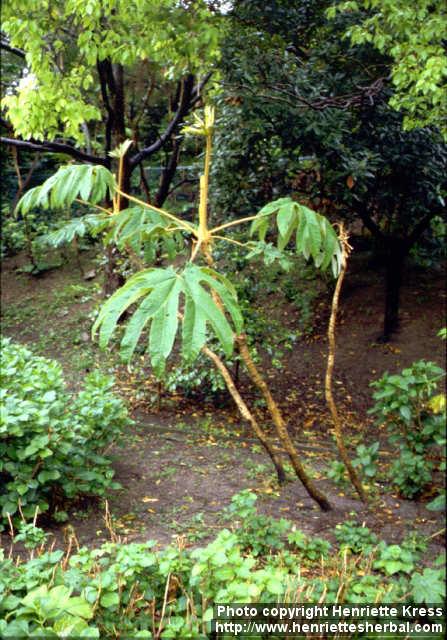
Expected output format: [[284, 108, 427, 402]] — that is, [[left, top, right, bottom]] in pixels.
[[15, 164, 116, 215], [92, 263, 244, 374], [39, 214, 110, 248], [250, 198, 343, 276]]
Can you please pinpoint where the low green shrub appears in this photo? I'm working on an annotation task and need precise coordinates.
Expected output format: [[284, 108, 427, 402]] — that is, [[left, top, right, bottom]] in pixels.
[[352, 442, 380, 480], [0, 339, 131, 526], [326, 460, 349, 487], [371, 360, 446, 498], [334, 520, 379, 554], [287, 530, 332, 561], [223, 489, 292, 556]]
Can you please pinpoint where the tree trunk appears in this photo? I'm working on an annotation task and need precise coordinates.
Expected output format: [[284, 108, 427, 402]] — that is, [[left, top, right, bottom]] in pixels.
[[154, 138, 181, 207], [382, 239, 407, 341], [103, 245, 124, 296]]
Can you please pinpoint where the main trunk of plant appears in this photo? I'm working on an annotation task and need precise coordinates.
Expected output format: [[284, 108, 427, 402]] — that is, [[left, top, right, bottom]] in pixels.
[[188, 111, 330, 510]]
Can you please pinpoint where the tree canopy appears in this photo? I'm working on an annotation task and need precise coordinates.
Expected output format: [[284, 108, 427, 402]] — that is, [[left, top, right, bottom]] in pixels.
[[331, 0, 447, 137], [1, 0, 220, 143]]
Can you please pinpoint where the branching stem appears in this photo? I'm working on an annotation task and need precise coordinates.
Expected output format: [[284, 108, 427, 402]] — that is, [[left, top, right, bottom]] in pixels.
[[210, 214, 259, 235], [115, 187, 196, 234], [237, 334, 332, 511], [202, 345, 285, 484]]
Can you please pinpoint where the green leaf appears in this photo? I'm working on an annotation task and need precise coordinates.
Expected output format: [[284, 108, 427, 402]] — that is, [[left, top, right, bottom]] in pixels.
[[411, 569, 445, 603], [37, 469, 61, 483], [399, 405, 412, 421], [203, 608, 214, 622], [182, 294, 207, 361], [251, 197, 341, 275], [277, 201, 298, 250], [149, 279, 181, 374], [95, 264, 242, 372], [92, 269, 175, 348], [99, 592, 120, 608], [250, 198, 289, 240], [277, 202, 295, 237], [426, 492, 445, 511], [266, 578, 285, 594], [16, 165, 115, 216], [120, 274, 179, 362], [194, 266, 243, 333], [184, 277, 234, 357], [65, 596, 94, 619], [299, 205, 322, 261]]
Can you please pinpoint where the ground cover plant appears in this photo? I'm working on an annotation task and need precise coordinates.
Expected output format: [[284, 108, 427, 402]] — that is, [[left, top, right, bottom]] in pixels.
[[1, 490, 445, 638], [371, 359, 446, 501]]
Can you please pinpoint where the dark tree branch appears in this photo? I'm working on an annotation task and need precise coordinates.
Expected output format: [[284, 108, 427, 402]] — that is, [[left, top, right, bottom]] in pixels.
[[11, 148, 40, 211], [0, 137, 108, 165], [356, 203, 384, 240], [129, 72, 211, 169], [191, 72, 212, 105], [129, 75, 194, 168], [227, 76, 386, 112], [154, 137, 182, 207], [138, 161, 151, 202], [1, 39, 26, 58], [166, 177, 198, 198], [1, 116, 13, 132], [111, 62, 126, 141], [96, 59, 114, 157]]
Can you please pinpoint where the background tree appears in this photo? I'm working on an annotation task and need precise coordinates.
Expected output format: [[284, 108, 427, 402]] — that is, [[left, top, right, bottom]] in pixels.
[[331, 0, 447, 138], [211, 0, 446, 339], [1, 0, 222, 287]]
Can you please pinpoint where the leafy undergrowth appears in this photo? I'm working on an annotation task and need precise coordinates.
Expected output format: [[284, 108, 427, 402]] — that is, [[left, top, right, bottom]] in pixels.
[[0, 338, 131, 526], [1, 491, 445, 639]]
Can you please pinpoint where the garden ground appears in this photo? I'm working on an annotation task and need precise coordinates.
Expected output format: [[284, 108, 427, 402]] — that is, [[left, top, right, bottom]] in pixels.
[[1, 248, 445, 559]]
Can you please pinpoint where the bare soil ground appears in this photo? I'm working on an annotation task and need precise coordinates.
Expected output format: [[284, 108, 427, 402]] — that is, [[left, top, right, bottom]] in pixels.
[[1, 248, 445, 557]]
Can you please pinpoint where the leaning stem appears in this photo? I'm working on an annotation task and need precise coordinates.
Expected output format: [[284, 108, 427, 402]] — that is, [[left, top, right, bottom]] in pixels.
[[236, 334, 332, 511], [199, 192, 329, 506], [325, 224, 367, 503], [116, 154, 124, 213], [199, 133, 212, 235], [210, 234, 248, 248], [202, 345, 286, 484], [75, 198, 112, 215], [177, 308, 286, 483]]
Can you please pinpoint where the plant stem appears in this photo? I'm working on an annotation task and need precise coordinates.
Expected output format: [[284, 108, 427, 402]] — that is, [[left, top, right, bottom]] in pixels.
[[116, 154, 124, 213], [236, 334, 332, 511], [75, 198, 111, 215], [202, 345, 286, 484], [210, 214, 259, 235], [199, 132, 212, 235], [115, 187, 196, 234], [325, 224, 367, 503]]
